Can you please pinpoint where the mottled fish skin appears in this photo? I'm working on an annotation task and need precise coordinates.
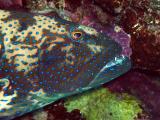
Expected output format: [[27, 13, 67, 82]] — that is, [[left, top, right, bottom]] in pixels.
[[0, 9, 130, 119]]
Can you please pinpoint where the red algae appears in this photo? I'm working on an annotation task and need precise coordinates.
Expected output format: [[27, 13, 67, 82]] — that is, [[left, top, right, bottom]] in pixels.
[[118, 2, 160, 73], [94, 0, 160, 73], [105, 70, 160, 120]]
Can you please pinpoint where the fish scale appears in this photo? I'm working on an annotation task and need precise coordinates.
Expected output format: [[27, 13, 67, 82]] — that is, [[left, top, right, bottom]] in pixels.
[[0, 9, 131, 120]]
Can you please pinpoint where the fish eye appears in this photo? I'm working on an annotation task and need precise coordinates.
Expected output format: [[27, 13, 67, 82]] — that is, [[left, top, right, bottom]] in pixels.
[[71, 31, 83, 40]]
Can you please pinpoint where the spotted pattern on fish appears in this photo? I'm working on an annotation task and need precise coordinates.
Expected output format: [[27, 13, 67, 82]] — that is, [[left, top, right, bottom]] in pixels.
[[0, 9, 122, 114]]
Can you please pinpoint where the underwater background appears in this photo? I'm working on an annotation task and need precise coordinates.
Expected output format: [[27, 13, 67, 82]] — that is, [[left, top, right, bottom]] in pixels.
[[0, 0, 159, 120]]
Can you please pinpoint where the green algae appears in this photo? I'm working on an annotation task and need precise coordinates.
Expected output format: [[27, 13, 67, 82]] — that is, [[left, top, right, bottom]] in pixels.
[[65, 88, 142, 120]]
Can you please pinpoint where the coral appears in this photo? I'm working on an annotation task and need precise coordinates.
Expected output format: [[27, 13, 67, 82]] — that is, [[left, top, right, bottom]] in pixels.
[[118, 1, 160, 73], [25, 0, 66, 14], [26, 0, 48, 11], [65, 88, 142, 120]]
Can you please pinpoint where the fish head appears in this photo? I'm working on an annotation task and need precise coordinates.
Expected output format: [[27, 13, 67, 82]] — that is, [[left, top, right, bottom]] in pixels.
[[39, 22, 123, 93]]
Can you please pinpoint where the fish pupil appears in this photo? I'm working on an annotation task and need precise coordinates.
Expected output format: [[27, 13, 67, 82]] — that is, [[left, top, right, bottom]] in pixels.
[[74, 33, 82, 39]]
